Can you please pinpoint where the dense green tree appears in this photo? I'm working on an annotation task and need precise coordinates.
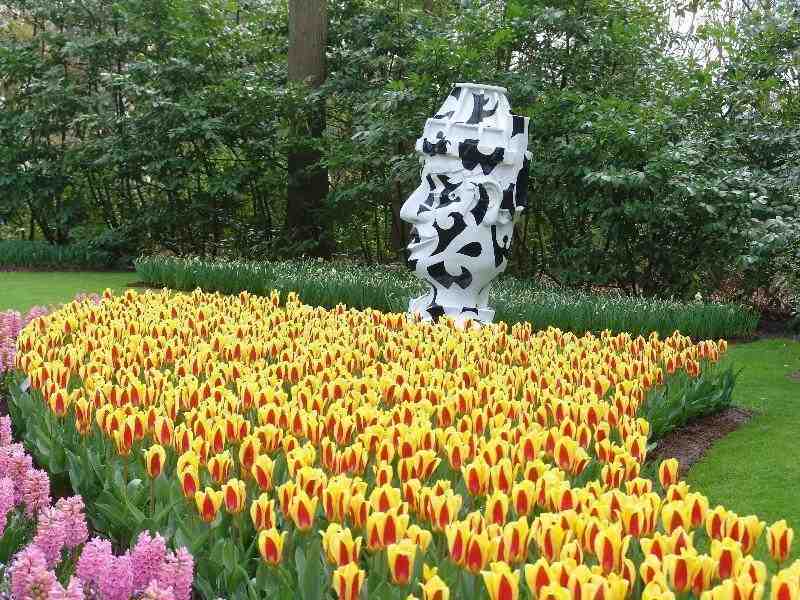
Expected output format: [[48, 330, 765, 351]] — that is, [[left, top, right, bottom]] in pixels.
[[0, 0, 797, 300]]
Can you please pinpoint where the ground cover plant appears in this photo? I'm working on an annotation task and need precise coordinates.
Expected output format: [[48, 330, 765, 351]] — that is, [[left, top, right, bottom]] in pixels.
[[134, 256, 759, 340], [0, 272, 136, 313], [7, 288, 791, 600]]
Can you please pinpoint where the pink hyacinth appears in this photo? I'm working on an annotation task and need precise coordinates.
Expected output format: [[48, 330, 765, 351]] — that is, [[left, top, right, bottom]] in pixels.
[[0, 415, 13, 448], [0, 443, 32, 501], [97, 553, 135, 600], [55, 496, 89, 548], [0, 477, 15, 536], [157, 547, 194, 600], [76, 537, 113, 588], [20, 468, 50, 518], [50, 577, 85, 600], [9, 545, 57, 600], [31, 506, 66, 566], [141, 580, 177, 600], [130, 531, 167, 593]]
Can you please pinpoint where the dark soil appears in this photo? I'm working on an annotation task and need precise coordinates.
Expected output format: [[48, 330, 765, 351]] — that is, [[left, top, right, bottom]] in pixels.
[[649, 406, 754, 475]]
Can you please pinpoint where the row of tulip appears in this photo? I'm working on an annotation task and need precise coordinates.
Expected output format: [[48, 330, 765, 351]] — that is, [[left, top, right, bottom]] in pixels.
[[8, 288, 792, 600]]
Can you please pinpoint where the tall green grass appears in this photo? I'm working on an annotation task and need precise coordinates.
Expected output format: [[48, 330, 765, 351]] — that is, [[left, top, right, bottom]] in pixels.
[[134, 255, 759, 338], [0, 240, 113, 270]]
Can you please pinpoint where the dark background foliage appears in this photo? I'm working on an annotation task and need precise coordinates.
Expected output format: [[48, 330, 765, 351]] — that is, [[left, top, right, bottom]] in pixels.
[[0, 0, 798, 307]]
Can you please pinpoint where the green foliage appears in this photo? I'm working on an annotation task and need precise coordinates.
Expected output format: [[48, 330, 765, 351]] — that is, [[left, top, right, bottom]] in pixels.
[[0, 0, 797, 303], [134, 255, 759, 338], [641, 363, 738, 441], [0, 240, 115, 270]]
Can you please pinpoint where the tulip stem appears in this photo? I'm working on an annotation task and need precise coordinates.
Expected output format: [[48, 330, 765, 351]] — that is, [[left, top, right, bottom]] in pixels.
[[150, 477, 155, 514]]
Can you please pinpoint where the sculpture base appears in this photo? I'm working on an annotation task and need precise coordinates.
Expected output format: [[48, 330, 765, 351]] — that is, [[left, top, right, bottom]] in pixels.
[[408, 296, 494, 327]]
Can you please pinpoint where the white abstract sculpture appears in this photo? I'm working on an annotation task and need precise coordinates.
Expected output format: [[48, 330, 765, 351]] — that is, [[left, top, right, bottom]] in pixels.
[[401, 83, 531, 325]]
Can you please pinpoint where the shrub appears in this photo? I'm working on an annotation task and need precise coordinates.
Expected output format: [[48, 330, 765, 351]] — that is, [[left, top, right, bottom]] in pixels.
[[0, 240, 115, 270], [135, 255, 760, 339]]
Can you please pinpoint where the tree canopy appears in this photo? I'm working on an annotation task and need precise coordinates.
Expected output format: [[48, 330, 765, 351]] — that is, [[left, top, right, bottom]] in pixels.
[[0, 0, 798, 300]]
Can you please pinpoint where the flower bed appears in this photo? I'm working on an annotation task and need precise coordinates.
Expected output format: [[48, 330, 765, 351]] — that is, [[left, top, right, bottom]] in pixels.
[[0, 410, 194, 599], [5, 288, 794, 600]]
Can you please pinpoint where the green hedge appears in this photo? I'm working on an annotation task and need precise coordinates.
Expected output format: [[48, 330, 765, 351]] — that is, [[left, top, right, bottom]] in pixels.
[[0, 240, 114, 270], [134, 256, 759, 339]]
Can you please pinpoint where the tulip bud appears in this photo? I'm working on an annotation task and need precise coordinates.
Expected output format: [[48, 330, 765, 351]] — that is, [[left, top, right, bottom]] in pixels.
[[250, 493, 276, 531], [222, 478, 247, 514], [421, 574, 450, 600], [258, 528, 286, 565], [771, 572, 799, 600], [332, 562, 365, 600], [143, 444, 166, 479], [481, 561, 520, 600], [251, 455, 275, 492], [658, 459, 680, 489], [464, 530, 496, 574], [387, 540, 417, 585], [194, 487, 224, 523], [711, 538, 743, 580], [767, 521, 794, 564], [321, 523, 362, 567], [289, 490, 318, 531]]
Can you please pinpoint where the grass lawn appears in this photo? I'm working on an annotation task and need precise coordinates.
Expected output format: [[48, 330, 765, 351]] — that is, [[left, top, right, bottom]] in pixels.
[[0, 271, 138, 313], [688, 337, 800, 560]]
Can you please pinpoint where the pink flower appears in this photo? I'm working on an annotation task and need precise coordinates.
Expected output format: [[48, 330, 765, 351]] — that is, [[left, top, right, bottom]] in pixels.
[[0, 443, 32, 500], [54, 496, 89, 548], [141, 580, 177, 600], [130, 531, 167, 593], [50, 577, 85, 600], [20, 468, 50, 518], [76, 537, 113, 588], [9, 545, 57, 600], [0, 477, 15, 536], [97, 553, 134, 600], [157, 547, 194, 600], [0, 415, 13, 448], [31, 506, 66, 566]]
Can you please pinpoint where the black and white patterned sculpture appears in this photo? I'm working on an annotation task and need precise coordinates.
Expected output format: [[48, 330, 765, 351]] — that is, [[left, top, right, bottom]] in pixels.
[[401, 83, 531, 325]]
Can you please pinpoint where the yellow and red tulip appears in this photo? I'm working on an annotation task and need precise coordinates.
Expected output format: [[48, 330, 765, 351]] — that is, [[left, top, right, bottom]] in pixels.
[[289, 489, 318, 531], [250, 493, 276, 531], [767, 521, 794, 564], [258, 528, 286, 565], [481, 561, 520, 600], [194, 487, 224, 523], [143, 444, 166, 479], [658, 459, 680, 489], [332, 562, 365, 600], [222, 478, 247, 514], [387, 540, 417, 585]]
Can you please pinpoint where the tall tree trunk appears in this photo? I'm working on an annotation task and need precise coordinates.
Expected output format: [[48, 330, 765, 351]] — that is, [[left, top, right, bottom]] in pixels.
[[423, 0, 434, 12], [286, 0, 331, 257]]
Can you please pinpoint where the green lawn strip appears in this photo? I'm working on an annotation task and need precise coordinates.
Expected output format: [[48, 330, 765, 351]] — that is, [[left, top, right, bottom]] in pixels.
[[0, 271, 137, 312], [687, 338, 800, 562]]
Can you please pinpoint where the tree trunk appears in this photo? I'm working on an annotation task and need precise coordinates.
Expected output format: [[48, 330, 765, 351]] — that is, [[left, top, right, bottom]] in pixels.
[[423, 0, 434, 12], [286, 0, 331, 257]]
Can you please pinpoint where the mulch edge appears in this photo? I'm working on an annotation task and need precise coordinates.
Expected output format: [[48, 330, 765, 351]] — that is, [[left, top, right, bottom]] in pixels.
[[648, 406, 754, 475]]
